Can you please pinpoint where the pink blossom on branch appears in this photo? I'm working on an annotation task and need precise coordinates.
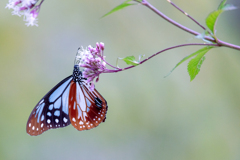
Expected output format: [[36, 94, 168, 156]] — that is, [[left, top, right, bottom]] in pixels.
[[75, 42, 118, 90], [6, 0, 44, 26]]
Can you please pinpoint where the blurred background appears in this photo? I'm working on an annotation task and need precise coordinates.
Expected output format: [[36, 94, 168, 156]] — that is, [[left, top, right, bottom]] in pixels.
[[1, 0, 240, 159]]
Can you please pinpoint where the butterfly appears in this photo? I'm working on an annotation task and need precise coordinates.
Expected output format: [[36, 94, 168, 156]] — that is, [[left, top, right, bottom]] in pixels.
[[26, 65, 108, 136]]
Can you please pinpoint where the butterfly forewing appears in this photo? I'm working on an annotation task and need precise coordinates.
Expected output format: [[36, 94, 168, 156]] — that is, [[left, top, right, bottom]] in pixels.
[[68, 80, 108, 131], [26, 76, 72, 136], [27, 65, 108, 136]]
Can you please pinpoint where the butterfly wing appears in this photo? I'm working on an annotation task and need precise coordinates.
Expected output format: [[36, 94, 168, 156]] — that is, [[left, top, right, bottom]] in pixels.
[[26, 76, 73, 136], [68, 80, 108, 131]]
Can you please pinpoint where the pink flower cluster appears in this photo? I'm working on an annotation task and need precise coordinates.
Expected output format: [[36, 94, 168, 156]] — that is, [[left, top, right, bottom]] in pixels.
[[76, 43, 109, 90], [6, 0, 44, 26]]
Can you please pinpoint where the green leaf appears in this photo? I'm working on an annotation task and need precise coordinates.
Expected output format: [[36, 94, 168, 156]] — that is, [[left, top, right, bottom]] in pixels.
[[206, 10, 223, 34], [206, 0, 237, 34], [102, 0, 135, 18], [187, 46, 213, 81], [217, 0, 237, 10], [122, 56, 139, 66], [218, 0, 227, 10], [165, 49, 205, 78]]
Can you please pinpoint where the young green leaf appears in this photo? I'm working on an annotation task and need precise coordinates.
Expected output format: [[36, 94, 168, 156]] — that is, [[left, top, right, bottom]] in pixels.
[[206, 10, 223, 34], [102, 0, 135, 18], [122, 56, 139, 66], [165, 49, 205, 78], [187, 46, 213, 81], [218, 0, 227, 10], [206, 0, 237, 34]]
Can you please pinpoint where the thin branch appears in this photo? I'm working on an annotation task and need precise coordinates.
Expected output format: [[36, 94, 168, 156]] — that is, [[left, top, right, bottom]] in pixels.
[[107, 43, 219, 73], [136, 0, 240, 51], [138, 0, 216, 43], [39, 0, 44, 5], [218, 40, 240, 50], [139, 43, 219, 64], [102, 57, 119, 70], [167, 0, 209, 33]]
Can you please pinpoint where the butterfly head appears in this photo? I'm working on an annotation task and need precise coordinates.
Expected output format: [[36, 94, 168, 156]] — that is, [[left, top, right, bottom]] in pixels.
[[73, 65, 83, 82]]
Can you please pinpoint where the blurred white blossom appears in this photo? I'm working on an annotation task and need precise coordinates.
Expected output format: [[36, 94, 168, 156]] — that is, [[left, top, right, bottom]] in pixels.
[[6, 0, 44, 26]]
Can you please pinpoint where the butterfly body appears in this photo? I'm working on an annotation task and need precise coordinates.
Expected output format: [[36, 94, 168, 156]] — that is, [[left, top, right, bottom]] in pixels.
[[26, 65, 107, 136]]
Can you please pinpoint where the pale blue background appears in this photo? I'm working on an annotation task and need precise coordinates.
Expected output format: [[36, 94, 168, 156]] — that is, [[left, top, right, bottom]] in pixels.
[[0, 0, 240, 159]]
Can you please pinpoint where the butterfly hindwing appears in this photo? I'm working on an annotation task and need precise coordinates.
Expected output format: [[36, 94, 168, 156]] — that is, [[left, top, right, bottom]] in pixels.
[[26, 76, 73, 136], [68, 80, 108, 131], [27, 65, 108, 136]]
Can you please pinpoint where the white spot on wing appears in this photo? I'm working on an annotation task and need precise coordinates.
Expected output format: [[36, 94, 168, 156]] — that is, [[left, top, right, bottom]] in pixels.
[[72, 117, 76, 122], [63, 117, 68, 123], [73, 101, 76, 110], [47, 112, 52, 116], [49, 104, 53, 110], [39, 99, 44, 104], [55, 119, 59, 123], [41, 115, 44, 121], [47, 119, 51, 124], [54, 110, 60, 117]]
